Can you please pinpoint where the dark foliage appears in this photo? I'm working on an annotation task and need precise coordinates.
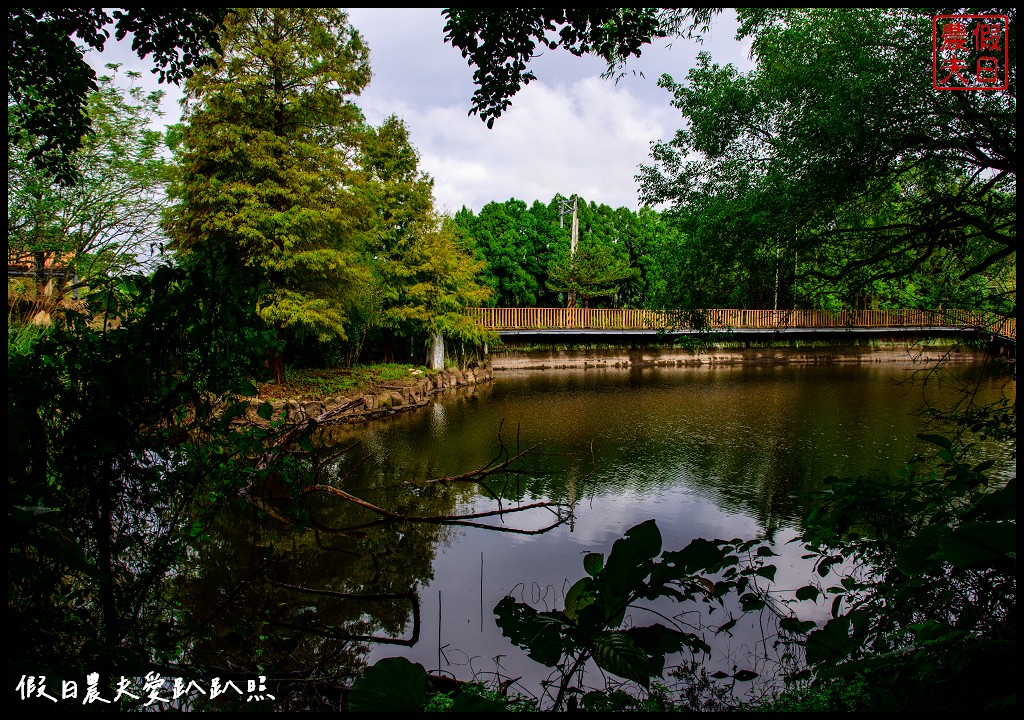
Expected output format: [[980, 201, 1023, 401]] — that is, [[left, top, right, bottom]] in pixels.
[[7, 7, 227, 184]]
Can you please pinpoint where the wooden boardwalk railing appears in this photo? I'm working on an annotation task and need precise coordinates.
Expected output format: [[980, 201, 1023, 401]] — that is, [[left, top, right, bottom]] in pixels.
[[468, 308, 1016, 340]]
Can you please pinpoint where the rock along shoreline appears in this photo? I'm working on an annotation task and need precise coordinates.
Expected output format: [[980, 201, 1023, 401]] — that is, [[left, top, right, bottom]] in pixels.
[[245, 364, 494, 426]]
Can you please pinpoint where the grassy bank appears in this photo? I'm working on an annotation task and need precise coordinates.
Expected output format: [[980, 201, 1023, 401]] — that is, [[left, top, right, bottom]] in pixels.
[[257, 363, 428, 400]]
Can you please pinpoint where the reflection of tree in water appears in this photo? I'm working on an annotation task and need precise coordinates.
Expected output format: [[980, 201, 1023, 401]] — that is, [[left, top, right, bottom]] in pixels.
[[171, 429, 571, 709]]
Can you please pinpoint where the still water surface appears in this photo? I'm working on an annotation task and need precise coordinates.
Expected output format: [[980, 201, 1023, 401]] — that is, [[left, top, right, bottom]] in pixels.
[[187, 362, 1015, 704], [348, 363, 1011, 691]]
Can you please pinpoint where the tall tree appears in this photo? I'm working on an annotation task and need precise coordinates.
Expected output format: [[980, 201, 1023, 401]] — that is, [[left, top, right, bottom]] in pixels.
[[638, 8, 1015, 317], [164, 8, 373, 383], [8, 66, 173, 319], [546, 236, 635, 308], [7, 8, 227, 185], [360, 115, 493, 365], [387, 215, 494, 368]]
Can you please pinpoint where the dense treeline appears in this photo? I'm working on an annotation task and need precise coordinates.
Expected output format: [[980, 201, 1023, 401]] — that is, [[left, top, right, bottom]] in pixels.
[[453, 183, 1015, 316]]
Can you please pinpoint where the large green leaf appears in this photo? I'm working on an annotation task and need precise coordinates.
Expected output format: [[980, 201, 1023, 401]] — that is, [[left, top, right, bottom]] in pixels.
[[494, 596, 570, 667], [348, 657, 427, 713], [657, 537, 733, 582], [795, 585, 821, 602], [592, 631, 654, 686], [805, 616, 853, 668], [779, 617, 818, 635], [917, 433, 953, 451], [564, 577, 595, 621], [626, 624, 710, 655], [603, 519, 662, 592], [583, 552, 605, 577], [600, 520, 663, 625]]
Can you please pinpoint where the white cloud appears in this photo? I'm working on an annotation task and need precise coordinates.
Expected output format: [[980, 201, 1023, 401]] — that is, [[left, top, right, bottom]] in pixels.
[[85, 9, 754, 215], [347, 8, 753, 214], [388, 76, 677, 213]]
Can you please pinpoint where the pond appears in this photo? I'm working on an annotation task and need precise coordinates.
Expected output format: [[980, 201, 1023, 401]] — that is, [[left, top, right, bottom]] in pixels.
[[180, 360, 1015, 708]]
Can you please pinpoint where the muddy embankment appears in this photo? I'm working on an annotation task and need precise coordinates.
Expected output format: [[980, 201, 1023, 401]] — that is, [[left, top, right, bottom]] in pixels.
[[247, 365, 494, 425], [488, 342, 988, 370]]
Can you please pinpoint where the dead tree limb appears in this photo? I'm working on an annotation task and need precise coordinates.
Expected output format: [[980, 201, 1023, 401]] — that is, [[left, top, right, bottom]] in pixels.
[[427, 444, 538, 484]]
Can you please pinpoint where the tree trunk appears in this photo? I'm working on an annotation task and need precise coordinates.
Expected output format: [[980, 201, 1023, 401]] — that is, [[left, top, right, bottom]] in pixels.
[[267, 327, 286, 384], [426, 332, 445, 370], [267, 351, 286, 385]]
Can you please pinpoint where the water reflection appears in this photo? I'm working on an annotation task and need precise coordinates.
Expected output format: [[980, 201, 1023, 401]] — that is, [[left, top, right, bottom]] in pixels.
[[355, 363, 1012, 692], [176, 362, 1014, 706], [170, 450, 465, 704]]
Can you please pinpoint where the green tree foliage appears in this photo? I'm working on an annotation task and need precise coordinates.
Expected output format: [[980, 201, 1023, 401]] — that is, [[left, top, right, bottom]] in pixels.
[[164, 8, 373, 382], [447, 8, 1014, 318], [638, 8, 1016, 316], [380, 215, 494, 352], [359, 115, 494, 362], [8, 6, 486, 708], [546, 240, 635, 307], [785, 431, 1016, 711], [8, 66, 173, 318], [453, 195, 674, 309], [643, 213, 785, 310], [443, 9, 1017, 713], [360, 115, 436, 259], [547, 199, 637, 307], [7, 8, 226, 185], [605, 205, 653, 307], [6, 8, 287, 702], [453, 199, 550, 307]]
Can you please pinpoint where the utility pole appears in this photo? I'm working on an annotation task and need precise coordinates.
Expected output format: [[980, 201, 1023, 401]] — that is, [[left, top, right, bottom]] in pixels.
[[558, 195, 579, 307], [570, 195, 578, 256], [774, 244, 780, 312], [793, 249, 798, 310]]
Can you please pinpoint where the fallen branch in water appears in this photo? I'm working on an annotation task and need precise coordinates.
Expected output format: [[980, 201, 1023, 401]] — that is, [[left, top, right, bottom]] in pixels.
[[302, 483, 572, 535], [427, 444, 536, 484], [244, 418, 571, 536], [315, 397, 367, 423]]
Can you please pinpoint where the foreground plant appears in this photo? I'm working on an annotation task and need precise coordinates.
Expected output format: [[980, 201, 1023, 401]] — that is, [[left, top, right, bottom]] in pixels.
[[777, 427, 1016, 711], [493, 519, 777, 710]]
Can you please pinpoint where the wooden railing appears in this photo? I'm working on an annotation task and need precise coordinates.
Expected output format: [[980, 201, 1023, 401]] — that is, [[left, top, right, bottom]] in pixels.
[[468, 307, 1016, 340]]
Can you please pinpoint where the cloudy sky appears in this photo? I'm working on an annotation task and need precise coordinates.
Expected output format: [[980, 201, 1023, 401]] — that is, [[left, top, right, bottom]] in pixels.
[[88, 9, 754, 214]]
